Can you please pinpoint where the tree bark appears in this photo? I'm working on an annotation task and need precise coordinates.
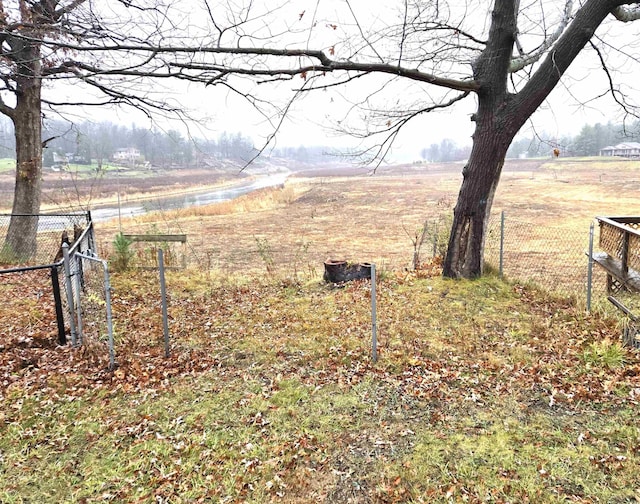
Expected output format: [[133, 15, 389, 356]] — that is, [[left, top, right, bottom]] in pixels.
[[443, 1, 518, 279], [3, 39, 43, 261], [442, 0, 628, 279], [443, 119, 513, 279]]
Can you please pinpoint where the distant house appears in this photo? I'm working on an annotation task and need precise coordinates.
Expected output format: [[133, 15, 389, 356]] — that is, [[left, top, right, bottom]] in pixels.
[[599, 142, 640, 158], [52, 152, 68, 164], [113, 147, 142, 163]]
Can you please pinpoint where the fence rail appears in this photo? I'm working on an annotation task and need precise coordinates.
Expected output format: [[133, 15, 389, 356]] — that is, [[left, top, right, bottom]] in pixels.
[[594, 217, 640, 292]]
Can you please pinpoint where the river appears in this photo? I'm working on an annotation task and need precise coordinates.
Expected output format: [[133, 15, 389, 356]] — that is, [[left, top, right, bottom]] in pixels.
[[90, 171, 290, 222]]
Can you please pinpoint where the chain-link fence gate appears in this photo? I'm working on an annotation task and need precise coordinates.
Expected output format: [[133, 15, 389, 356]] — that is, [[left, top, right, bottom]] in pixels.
[[1, 212, 115, 367], [70, 249, 115, 369]]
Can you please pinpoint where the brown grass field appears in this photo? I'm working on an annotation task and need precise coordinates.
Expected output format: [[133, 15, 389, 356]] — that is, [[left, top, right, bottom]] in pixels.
[[1, 156, 638, 296], [80, 157, 640, 298]]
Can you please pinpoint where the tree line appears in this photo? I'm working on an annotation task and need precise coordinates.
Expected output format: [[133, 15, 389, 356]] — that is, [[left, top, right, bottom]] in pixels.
[[40, 119, 256, 168], [2, 117, 635, 168], [0, 117, 344, 168], [421, 120, 640, 163], [508, 121, 640, 158]]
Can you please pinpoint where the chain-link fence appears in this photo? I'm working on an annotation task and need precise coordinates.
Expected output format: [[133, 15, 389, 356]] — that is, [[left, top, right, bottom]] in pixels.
[[0, 213, 114, 366], [0, 266, 65, 346], [484, 210, 591, 296], [72, 251, 115, 369], [0, 212, 92, 265], [483, 211, 640, 347]]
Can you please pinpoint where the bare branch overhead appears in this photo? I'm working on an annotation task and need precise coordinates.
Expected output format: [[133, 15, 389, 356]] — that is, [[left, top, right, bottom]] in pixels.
[[612, 4, 640, 21]]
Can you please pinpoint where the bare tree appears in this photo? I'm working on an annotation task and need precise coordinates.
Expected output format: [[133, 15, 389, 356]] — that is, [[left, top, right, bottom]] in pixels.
[[0, 0, 192, 259], [4, 0, 640, 278], [83, 0, 637, 279]]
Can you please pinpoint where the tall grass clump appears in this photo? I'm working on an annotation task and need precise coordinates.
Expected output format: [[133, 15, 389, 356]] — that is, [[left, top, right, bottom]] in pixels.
[[582, 338, 625, 368]]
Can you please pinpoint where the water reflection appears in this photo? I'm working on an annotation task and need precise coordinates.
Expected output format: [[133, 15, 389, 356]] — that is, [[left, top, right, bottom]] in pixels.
[[90, 172, 290, 222]]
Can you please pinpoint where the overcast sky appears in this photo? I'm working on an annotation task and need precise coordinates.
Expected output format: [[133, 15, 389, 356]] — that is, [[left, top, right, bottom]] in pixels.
[[59, 0, 640, 162]]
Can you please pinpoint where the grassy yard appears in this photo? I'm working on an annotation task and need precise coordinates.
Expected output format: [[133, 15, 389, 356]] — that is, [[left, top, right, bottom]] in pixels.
[[2, 157, 640, 502], [1, 266, 639, 503], [0, 158, 15, 174]]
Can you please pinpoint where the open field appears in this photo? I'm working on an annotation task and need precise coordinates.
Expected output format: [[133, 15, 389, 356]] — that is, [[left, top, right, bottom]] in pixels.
[[85, 157, 640, 298], [1, 157, 640, 502]]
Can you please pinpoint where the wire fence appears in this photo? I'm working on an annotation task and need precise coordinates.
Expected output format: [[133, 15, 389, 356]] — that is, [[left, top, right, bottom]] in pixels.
[[0, 212, 115, 367], [0, 212, 92, 265], [91, 207, 640, 355], [73, 251, 115, 369], [484, 211, 594, 297], [483, 211, 640, 348], [0, 266, 63, 344], [97, 204, 620, 309], [3, 203, 639, 368]]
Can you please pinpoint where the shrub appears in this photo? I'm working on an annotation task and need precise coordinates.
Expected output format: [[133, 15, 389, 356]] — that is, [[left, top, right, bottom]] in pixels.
[[111, 233, 134, 272]]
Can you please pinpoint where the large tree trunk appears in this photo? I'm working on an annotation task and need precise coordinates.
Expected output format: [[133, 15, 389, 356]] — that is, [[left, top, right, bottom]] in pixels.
[[3, 42, 43, 261], [441, 0, 619, 279], [443, 120, 513, 279], [442, 0, 518, 279]]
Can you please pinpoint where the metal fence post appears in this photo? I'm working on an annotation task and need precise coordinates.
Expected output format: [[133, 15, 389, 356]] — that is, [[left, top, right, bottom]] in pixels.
[[102, 259, 115, 370], [158, 249, 170, 358], [586, 221, 594, 313], [74, 256, 84, 345], [50, 266, 66, 345], [371, 263, 377, 363], [62, 243, 78, 346], [499, 210, 505, 278]]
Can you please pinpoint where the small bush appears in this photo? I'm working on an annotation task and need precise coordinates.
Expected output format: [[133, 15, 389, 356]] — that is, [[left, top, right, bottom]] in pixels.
[[111, 233, 134, 272]]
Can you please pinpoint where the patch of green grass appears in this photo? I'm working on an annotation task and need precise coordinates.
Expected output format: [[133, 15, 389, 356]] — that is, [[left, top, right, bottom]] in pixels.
[[397, 408, 640, 503], [0, 158, 14, 173], [582, 338, 626, 369]]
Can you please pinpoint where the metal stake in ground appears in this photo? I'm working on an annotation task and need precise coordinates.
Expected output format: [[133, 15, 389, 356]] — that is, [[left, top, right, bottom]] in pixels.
[[158, 249, 170, 357], [586, 221, 594, 313], [371, 263, 377, 363]]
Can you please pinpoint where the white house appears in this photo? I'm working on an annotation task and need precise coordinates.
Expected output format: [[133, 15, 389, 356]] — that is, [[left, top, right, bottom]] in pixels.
[[599, 142, 640, 158], [113, 147, 142, 163]]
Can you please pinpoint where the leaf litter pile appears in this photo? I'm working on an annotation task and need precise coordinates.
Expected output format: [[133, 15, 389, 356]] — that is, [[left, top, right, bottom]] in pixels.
[[1, 263, 640, 503]]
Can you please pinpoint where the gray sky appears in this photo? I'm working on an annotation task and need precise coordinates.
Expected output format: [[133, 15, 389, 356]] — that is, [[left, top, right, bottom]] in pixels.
[[59, 0, 640, 161]]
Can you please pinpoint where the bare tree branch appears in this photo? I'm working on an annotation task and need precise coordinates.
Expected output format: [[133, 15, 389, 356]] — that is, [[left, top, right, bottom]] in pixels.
[[588, 39, 637, 118], [510, 0, 574, 72], [612, 4, 640, 21]]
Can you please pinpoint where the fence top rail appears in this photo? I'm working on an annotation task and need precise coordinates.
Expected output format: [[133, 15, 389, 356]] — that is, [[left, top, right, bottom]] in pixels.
[[0, 211, 91, 218], [0, 262, 59, 274], [123, 234, 187, 243], [1, 221, 94, 273], [596, 216, 640, 238], [75, 251, 105, 264]]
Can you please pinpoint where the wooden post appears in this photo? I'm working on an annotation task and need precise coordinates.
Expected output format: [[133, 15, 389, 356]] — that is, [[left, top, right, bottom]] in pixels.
[[621, 232, 630, 277]]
